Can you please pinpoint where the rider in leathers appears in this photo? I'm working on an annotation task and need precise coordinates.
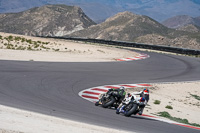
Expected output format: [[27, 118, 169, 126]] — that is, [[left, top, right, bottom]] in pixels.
[[108, 86, 126, 103], [132, 88, 149, 115]]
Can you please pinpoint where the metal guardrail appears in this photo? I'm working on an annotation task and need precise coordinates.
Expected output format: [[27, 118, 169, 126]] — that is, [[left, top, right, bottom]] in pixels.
[[40, 36, 200, 55]]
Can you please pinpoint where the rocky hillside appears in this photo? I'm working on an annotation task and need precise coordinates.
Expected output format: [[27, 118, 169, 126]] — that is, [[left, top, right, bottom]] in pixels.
[[69, 11, 170, 41], [0, 4, 96, 36], [162, 15, 200, 28], [69, 12, 200, 50], [177, 24, 200, 33]]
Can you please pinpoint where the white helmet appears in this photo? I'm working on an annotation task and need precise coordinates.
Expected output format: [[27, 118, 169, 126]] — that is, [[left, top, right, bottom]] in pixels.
[[119, 86, 125, 90]]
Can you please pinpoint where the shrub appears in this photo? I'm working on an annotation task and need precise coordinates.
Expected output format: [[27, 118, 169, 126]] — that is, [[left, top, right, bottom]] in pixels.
[[154, 100, 161, 104], [26, 39, 32, 44], [190, 94, 200, 101], [158, 111, 171, 118], [21, 38, 26, 42], [34, 44, 40, 48], [37, 41, 41, 43], [6, 44, 14, 49], [40, 45, 50, 49], [157, 111, 200, 127], [14, 36, 21, 41], [8, 35, 13, 41], [165, 105, 173, 109], [16, 46, 26, 50], [27, 46, 33, 50]]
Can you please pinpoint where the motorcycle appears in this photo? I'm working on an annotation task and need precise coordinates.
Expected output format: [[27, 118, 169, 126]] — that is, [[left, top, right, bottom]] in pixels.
[[116, 94, 141, 117], [95, 90, 124, 108]]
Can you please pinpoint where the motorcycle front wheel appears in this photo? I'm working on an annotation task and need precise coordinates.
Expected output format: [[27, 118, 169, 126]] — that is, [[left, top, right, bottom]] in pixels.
[[102, 96, 115, 108], [124, 103, 138, 117]]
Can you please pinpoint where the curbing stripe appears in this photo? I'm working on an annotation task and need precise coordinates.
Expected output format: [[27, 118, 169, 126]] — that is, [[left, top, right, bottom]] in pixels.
[[173, 123, 200, 130], [82, 91, 100, 95], [91, 88, 108, 92], [116, 53, 150, 61], [82, 95, 99, 100]]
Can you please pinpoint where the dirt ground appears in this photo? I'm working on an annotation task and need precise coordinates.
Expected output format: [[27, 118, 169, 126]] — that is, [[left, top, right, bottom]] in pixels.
[[127, 82, 200, 125], [0, 32, 138, 62]]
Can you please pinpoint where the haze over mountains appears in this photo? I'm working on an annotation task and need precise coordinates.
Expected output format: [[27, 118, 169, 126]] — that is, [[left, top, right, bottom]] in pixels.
[[0, 0, 200, 23]]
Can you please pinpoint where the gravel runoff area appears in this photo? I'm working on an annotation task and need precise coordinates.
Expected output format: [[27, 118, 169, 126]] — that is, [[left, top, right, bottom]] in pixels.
[[0, 32, 200, 132]]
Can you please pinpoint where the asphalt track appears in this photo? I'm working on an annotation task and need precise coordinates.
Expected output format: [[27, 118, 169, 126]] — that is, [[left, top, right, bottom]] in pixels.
[[0, 51, 200, 133]]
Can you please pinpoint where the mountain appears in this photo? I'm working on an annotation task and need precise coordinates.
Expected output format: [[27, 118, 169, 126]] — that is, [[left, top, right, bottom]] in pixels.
[[0, 4, 95, 36], [69, 11, 169, 41], [69, 11, 200, 50], [162, 15, 200, 28], [177, 24, 200, 33], [0, 0, 200, 23]]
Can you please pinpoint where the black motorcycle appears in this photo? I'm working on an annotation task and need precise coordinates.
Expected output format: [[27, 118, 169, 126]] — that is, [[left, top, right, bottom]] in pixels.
[[95, 90, 125, 108]]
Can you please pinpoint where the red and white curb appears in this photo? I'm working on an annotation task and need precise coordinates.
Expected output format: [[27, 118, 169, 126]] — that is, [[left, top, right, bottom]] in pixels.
[[78, 83, 151, 103], [78, 83, 200, 131], [141, 114, 200, 130], [116, 53, 150, 61]]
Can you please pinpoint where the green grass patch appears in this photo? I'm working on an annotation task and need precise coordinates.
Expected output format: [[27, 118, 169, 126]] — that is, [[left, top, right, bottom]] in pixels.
[[157, 111, 200, 127], [190, 94, 200, 101], [165, 105, 173, 109], [154, 100, 161, 104]]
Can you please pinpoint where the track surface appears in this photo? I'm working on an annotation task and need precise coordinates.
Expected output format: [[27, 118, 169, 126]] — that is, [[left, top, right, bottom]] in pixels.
[[0, 51, 200, 133]]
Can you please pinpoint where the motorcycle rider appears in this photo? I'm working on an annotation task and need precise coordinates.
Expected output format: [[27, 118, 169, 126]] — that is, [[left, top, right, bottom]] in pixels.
[[108, 86, 126, 103], [132, 88, 149, 115]]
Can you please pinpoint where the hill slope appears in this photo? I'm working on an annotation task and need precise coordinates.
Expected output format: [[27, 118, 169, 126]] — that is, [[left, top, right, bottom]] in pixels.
[[69, 11, 169, 41], [0, 4, 95, 36], [177, 24, 200, 33], [162, 15, 200, 28], [69, 11, 200, 50]]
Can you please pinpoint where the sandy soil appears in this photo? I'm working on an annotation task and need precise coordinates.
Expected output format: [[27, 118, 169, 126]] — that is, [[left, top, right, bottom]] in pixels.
[[0, 32, 200, 132], [0, 32, 138, 62], [127, 82, 200, 125], [0, 105, 131, 133]]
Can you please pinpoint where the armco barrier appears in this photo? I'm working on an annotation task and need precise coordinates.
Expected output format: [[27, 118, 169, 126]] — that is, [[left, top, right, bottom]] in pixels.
[[39, 36, 200, 55]]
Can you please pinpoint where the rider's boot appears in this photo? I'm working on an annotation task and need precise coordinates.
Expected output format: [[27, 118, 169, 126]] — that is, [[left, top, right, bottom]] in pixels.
[[138, 107, 144, 115]]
